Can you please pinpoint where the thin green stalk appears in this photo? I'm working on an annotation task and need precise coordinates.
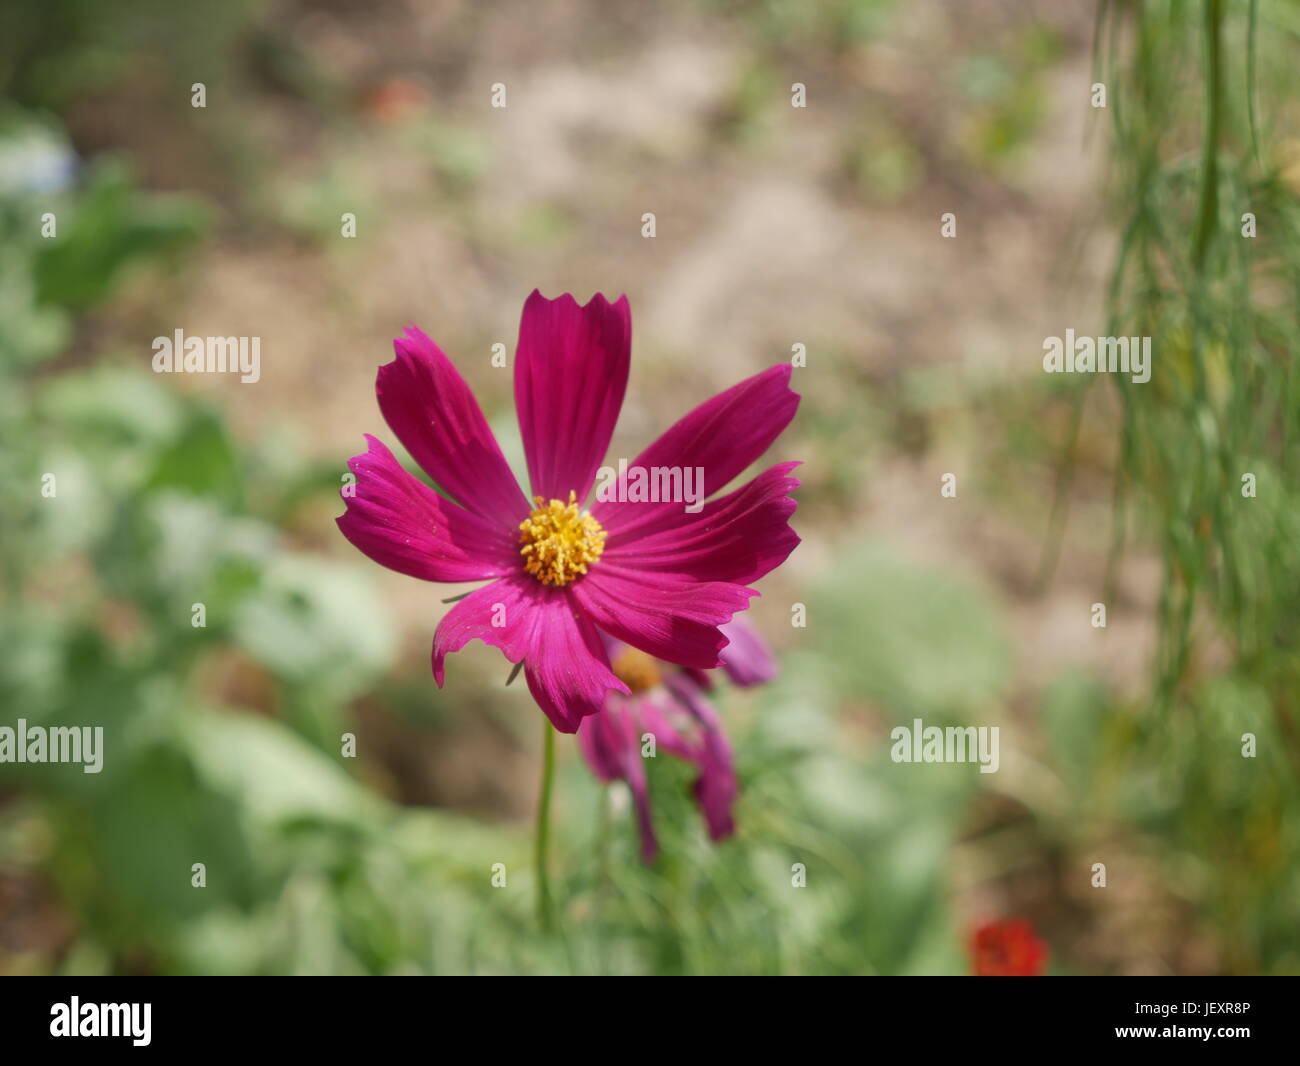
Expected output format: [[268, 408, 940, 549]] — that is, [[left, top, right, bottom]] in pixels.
[[1193, 0, 1223, 273], [1247, 0, 1261, 167], [593, 785, 612, 972], [534, 720, 557, 931], [1033, 382, 1087, 593]]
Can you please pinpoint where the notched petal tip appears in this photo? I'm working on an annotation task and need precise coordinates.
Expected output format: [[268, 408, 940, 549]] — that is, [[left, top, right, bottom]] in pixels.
[[381, 325, 434, 381], [764, 361, 795, 400], [432, 638, 525, 689], [515, 286, 632, 503], [374, 324, 531, 526], [523, 289, 631, 314], [335, 433, 382, 507]]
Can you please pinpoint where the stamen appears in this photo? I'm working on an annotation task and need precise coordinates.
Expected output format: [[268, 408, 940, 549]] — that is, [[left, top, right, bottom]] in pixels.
[[518, 490, 606, 587], [610, 647, 662, 693]]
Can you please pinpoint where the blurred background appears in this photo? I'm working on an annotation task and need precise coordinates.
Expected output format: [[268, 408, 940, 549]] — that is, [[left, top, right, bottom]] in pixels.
[[1, 0, 1298, 975]]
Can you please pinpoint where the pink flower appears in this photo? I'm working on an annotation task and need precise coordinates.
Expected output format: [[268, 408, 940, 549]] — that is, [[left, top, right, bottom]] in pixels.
[[578, 618, 776, 861], [337, 291, 800, 733]]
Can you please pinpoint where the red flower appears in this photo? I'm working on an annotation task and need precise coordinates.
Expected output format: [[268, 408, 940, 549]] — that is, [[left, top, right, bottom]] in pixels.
[[970, 918, 1048, 976]]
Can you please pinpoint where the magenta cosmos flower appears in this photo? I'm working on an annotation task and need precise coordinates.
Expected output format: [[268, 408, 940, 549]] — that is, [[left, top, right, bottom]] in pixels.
[[579, 617, 776, 862], [337, 290, 800, 733]]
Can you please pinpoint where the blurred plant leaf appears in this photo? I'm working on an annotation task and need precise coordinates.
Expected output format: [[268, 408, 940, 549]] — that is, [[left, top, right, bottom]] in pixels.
[[33, 160, 207, 310]]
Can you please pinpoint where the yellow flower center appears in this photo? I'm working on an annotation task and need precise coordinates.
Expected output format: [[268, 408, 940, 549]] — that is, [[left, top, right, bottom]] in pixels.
[[518, 491, 606, 587], [610, 646, 662, 693]]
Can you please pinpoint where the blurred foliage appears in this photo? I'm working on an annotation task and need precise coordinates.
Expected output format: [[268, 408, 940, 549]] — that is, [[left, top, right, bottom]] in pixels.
[[1082, 0, 1300, 972], [33, 161, 206, 310], [1095, 0, 1300, 694], [956, 25, 1064, 169], [698, 0, 897, 54]]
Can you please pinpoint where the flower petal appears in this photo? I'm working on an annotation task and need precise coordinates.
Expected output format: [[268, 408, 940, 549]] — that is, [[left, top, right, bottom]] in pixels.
[[717, 616, 778, 687], [627, 755, 659, 863], [378, 326, 531, 527], [602, 462, 800, 585], [431, 576, 626, 733], [592, 363, 798, 539], [514, 290, 631, 503], [572, 565, 756, 669], [635, 691, 696, 764], [664, 675, 737, 841], [337, 435, 519, 581], [577, 699, 659, 862], [431, 579, 529, 683], [523, 594, 628, 733], [577, 699, 634, 783]]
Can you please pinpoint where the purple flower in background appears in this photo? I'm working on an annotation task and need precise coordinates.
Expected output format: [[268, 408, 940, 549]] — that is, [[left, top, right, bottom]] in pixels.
[[578, 617, 777, 861], [337, 291, 800, 733]]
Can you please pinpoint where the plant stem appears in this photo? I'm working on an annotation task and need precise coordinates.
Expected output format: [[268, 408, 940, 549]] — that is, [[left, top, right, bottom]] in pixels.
[[535, 719, 556, 931], [1192, 0, 1223, 273]]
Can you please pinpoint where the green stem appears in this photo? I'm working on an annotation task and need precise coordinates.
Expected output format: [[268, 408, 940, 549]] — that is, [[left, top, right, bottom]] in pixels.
[[1247, 0, 1261, 168], [534, 720, 556, 931], [1192, 0, 1223, 273], [593, 785, 611, 973]]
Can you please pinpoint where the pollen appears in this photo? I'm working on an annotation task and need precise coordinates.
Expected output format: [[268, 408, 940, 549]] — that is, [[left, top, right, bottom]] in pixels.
[[519, 491, 606, 586], [610, 646, 662, 693]]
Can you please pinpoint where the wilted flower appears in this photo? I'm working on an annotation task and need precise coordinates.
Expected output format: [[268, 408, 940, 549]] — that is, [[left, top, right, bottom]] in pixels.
[[970, 918, 1049, 976], [337, 291, 800, 732], [578, 617, 776, 861]]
